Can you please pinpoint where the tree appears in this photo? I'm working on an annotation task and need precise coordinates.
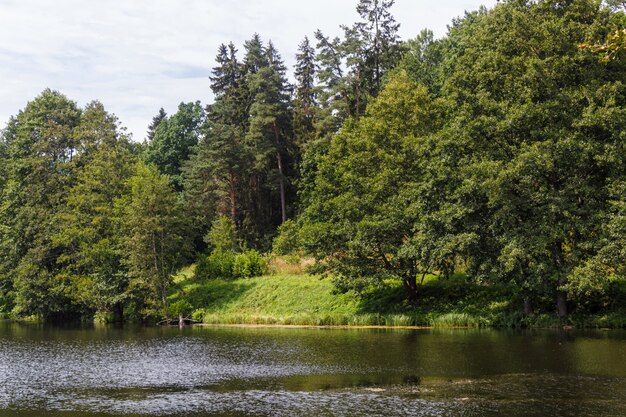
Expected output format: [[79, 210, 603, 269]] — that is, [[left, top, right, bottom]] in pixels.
[[144, 101, 205, 190], [73, 101, 122, 162], [293, 36, 318, 148], [314, 30, 353, 133], [0, 89, 81, 319], [437, 0, 626, 316], [301, 72, 440, 301], [0, 117, 16, 313], [350, 0, 403, 96], [246, 40, 293, 225], [53, 120, 136, 322], [314, 0, 402, 125], [119, 162, 191, 318], [399, 29, 445, 95], [0, 118, 14, 191], [184, 42, 248, 252], [146, 108, 167, 142], [204, 215, 238, 253]]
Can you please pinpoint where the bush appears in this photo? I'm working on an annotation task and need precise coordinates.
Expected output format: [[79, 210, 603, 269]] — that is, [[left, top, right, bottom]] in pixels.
[[195, 250, 236, 280], [195, 249, 267, 280], [168, 299, 193, 318], [233, 249, 268, 278], [272, 219, 302, 255], [191, 308, 207, 322]]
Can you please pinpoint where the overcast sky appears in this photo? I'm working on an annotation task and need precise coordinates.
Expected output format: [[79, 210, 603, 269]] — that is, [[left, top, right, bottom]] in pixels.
[[0, 0, 497, 141]]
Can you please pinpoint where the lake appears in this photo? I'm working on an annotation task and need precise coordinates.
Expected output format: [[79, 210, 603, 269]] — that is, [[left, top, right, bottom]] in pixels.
[[0, 322, 625, 416]]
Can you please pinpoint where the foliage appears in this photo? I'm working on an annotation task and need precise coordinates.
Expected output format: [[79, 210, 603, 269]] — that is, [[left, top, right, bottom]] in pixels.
[[0, 89, 82, 319], [144, 101, 205, 190], [272, 219, 303, 255], [3, 0, 626, 323], [437, 0, 626, 316], [195, 251, 236, 280], [118, 162, 192, 318], [146, 108, 166, 142], [53, 105, 136, 321], [301, 71, 441, 301], [233, 249, 268, 278], [204, 215, 238, 253]]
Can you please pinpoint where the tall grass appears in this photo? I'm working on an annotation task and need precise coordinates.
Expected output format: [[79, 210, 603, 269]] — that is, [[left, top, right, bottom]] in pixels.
[[426, 313, 482, 328], [200, 312, 432, 327]]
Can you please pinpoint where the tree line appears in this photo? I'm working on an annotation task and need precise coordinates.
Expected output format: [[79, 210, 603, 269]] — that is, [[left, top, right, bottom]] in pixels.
[[1, 0, 626, 322]]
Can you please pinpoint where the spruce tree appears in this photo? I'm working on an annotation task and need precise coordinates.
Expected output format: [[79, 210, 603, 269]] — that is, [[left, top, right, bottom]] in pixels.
[[146, 108, 167, 142], [352, 0, 402, 95], [246, 40, 293, 225], [184, 42, 247, 244], [293, 36, 317, 148], [144, 101, 205, 191]]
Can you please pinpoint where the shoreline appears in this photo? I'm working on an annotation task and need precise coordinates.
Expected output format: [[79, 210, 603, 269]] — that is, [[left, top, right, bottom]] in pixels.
[[192, 322, 612, 331], [194, 323, 436, 330]]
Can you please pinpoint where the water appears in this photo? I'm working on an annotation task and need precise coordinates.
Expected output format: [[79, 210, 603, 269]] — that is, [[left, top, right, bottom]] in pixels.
[[0, 323, 625, 416]]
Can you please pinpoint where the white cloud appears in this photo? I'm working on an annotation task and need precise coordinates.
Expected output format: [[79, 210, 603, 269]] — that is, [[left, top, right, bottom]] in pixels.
[[0, 0, 497, 140]]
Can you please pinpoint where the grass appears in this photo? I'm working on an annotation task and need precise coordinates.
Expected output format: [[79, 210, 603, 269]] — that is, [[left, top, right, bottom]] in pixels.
[[170, 272, 361, 321], [169, 260, 626, 329]]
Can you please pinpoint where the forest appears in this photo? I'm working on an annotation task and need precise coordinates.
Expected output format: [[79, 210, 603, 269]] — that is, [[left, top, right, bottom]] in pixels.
[[2, 0, 626, 325]]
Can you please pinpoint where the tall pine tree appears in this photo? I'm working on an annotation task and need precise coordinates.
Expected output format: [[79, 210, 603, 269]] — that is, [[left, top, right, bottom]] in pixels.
[[246, 40, 293, 225]]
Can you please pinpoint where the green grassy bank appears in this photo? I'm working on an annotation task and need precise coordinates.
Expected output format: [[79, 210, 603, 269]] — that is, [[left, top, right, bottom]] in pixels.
[[169, 266, 626, 329]]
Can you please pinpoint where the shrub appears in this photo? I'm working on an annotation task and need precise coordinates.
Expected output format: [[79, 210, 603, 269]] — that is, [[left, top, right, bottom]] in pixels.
[[168, 299, 193, 318], [191, 308, 207, 322], [195, 250, 236, 280], [272, 219, 302, 255], [233, 249, 268, 278]]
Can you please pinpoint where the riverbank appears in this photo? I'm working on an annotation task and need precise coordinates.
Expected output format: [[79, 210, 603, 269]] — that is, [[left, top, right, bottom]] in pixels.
[[170, 268, 626, 329]]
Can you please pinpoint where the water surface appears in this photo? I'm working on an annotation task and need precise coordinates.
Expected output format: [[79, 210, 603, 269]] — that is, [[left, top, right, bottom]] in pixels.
[[0, 322, 624, 416]]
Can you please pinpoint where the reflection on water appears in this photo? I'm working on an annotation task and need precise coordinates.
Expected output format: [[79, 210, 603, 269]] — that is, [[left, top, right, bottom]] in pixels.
[[0, 323, 625, 416]]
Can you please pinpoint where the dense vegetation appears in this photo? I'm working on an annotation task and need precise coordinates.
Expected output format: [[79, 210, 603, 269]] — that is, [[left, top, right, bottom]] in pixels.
[[2, 0, 626, 325]]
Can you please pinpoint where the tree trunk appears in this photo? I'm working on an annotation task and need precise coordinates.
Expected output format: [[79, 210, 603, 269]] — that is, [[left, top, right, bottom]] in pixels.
[[355, 68, 361, 116], [523, 299, 534, 316], [113, 302, 124, 323], [276, 152, 286, 224], [271, 121, 287, 224], [403, 274, 419, 304], [552, 241, 567, 317], [228, 171, 237, 223], [556, 290, 568, 318]]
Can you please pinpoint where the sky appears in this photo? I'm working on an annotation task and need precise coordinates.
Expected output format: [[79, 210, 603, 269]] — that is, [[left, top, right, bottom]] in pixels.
[[0, 0, 498, 141]]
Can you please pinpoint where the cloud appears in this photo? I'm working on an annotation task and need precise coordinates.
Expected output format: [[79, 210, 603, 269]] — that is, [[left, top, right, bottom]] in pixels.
[[0, 0, 497, 140]]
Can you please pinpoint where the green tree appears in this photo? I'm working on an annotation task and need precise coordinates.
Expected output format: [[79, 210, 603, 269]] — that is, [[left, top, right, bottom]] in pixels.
[[302, 72, 440, 301], [185, 43, 247, 231], [314, 30, 353, 134], [350, 0, 403, 96], [399, 29, 445, 95], [246, 40, 293, 225], [118, 162, 191, 318], [314, 0, 402, 127], [144, 101, 205, 190], [53, 107, 136, 322], [293, 36, 317, 149], [204, 215, 238, 253], [146, 107, 167, 142], [0, 89, 81, 319], [438, 0, 626, 316]]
